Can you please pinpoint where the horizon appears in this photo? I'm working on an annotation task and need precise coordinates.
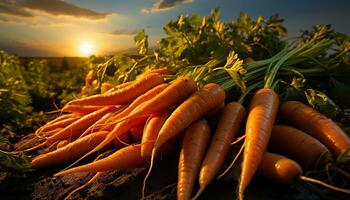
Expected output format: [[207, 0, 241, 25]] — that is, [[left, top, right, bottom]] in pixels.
[[1, 0, 349, 57]]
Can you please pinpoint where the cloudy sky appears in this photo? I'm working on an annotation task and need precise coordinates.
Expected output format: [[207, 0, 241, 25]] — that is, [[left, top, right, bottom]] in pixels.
[[0, 0, 349, 57]]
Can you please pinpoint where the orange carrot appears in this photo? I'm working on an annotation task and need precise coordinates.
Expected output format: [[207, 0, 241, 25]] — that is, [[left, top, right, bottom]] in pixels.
[[195, 102, 246, 198], [32, 131, 110, 168], [61, 105, 105, 114], [56, 139, 69, 149], [100, 82, 115, 94], [54, 144, 147, 176], [117, 76, 197, 123], [112, 124, 145, 148], [105, 81, 134, 94], [108, 83, 169, 122], [79, 112, 114, 139], [67, 73, 164, 106], [270, 125, 331, 167], [142, 67, 170, 76], [155, 83, 225, 150], [258, 152, 350, 194], [141, 112, 171, 158], [280, 101, 350, 157], [35, 117, 78, 136], [177, 120, 211, 200], [238, 88, 279, 200]]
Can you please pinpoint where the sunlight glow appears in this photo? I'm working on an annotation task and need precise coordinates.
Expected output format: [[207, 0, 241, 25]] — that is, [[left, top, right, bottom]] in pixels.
[[79, 42, 95, 56]]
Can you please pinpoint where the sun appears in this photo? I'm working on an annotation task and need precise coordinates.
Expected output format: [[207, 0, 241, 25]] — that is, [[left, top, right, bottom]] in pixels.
[[79, 42, 95, 56]]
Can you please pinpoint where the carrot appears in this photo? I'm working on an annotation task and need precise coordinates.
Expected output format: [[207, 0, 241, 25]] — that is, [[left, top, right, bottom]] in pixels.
[[195, 102, 246, 198], [270, 125, 331, 167], [141, 112, 171, 158], [238, 88, 279, 200], [31, 131, 110, 168], [108, 83, 169, 122], [35, 117, 78, 136], [258, 152, 350, 194], [177, 120, 211, 200], [105, 81, 134, 94], [79, 112, 114, 139], [54, 144, 147, 176], [155, 83, 225, 150], [280, 101, 350, 157], [67, 73, 164, 106], [100, 82, 115, 94], [56, 139, 69, 149], [61, 105, 105, 114], [116, 76, 197, 126], [142, 67, 170, 76]]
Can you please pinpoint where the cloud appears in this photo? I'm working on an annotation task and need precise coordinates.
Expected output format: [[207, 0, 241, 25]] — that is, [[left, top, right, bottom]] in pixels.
[[0, 0, 111, 20], [110, 29, 138, 36], [142, 0, 193, 13]]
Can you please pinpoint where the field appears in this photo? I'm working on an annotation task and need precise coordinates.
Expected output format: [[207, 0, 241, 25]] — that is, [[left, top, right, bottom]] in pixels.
[[0, 9, 349, 200]]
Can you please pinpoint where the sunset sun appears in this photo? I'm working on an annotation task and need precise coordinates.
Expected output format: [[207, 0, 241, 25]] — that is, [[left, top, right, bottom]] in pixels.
[[79, 42, 95, 56]]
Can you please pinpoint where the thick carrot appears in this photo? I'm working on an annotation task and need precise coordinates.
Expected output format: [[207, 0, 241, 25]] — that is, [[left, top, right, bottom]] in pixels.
[[54, 144, 147, 176], [258, 152, 350, 194], [141, 112, 171, 158], [61, 105, 105, 114], [117, 76, 197, 123], [270, 125, 331, 167], [67, 73, 164, 106], [108, 83, 169, 122], [280, 101, 350, 157], [177, 120, 211, 200], [196, 102, 246, 198], [155, 83, 225, 150], [32, 131, 110, 168], [238, 88, 279, 200]]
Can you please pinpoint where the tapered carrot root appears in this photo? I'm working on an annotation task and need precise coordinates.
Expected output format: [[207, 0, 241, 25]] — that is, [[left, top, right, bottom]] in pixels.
[[258, 152, 350, 194], [196, 102, 246, 198], [61, 105, 105, 114], [79, 112, 114, 139], [238, 88, 279, 200], [56, 139, 69, 149], [177, 120, 211, 200], [141, 112, 171, 158], [54, 144, 147, 176], [67, 73, 164, 106], [35, 117, 78, 136], [280, 101, 350, 157], [270, 125, 331, 167], [155, 83, 225, 150], [117, 76, 197, 124], [32, 131, 110, 168]]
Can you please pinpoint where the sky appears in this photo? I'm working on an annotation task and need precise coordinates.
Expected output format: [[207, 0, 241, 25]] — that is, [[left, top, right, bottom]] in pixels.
[[0, 0, 349, 57]]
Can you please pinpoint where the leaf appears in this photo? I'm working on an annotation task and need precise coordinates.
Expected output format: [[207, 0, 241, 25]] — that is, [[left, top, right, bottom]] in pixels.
[[0, 150, 31, 171], [134, 29, 149, 55], [305, 89, 341, 118], [223, 51, 246, 92]]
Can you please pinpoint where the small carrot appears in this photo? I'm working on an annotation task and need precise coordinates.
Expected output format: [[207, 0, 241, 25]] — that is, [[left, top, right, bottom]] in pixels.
[[54, 144, 147, 176], [195, 102, 246, 198], [61, 105, 105, 115], [35, 117, 78, 137], [258, 152, 350, 194], [31, 131, 110, 168], [280, 101, 350, 157], [100, 82, 115, 94], [141, 112, 171, 158], [105, 81, 134, 93], [142, 67, 170, 76], [270, 125, 331, 167], [116, 76, 197, 124], [56, 139, 69, 149], [177, 120, 211, 200], [238, 88, 279, 200], [67, 73, 164, 106]]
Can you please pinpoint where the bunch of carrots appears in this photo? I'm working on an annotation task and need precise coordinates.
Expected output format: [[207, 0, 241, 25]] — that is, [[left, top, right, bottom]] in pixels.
[[16, 65, 350, 200]]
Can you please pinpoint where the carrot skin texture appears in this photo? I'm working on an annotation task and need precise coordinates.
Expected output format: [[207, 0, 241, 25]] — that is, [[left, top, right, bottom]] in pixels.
[[280, 101, 350, 157], [110, 83, 169, 122], [178, 120, 211, 200], [68, 73, 164, 106], [56, 139, 69, 149], [61, 105, 105, 115], [199, 102, 246, 189], [46, 106, 118, 143], [32, 131, 110, 168], [54, 144, 146, 176], [36, 117, 78, 135], [257, 152, 303, 185], [156, 83, 225, 149], [239, 88, 279, 198], [122, 76, 198, 122], [270, 125, 330, 167], [141, 112, 171, 158]]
